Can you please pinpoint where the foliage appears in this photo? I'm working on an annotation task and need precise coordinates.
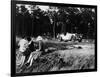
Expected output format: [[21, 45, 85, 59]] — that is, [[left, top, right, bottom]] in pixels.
[[16, 4, 96, 39]]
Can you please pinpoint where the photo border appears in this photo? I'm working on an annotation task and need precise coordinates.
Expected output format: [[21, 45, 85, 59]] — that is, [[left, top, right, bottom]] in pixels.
[[11, 0, 97, 76]]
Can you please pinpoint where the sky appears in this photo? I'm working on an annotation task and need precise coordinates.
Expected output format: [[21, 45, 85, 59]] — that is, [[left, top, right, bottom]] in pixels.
[[16, 4, 95, 14], [16, 4, 59, 12], [37, 5, 49, 11], [16, 4, 49, 11]]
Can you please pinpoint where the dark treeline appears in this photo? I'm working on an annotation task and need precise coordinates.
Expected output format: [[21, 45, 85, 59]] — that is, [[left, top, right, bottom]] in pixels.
[[15, 4, 96, 39]]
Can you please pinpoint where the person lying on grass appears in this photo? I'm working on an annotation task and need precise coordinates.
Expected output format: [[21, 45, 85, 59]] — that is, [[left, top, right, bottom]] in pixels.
[[24, 37, 45, 68]]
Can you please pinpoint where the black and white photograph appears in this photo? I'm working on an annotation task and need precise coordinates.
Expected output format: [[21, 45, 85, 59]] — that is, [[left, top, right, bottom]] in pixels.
[[11, 0, 97, 76]]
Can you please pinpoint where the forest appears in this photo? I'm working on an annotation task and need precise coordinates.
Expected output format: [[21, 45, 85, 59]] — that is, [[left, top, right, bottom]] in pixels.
[[15, 4, 96, 39]]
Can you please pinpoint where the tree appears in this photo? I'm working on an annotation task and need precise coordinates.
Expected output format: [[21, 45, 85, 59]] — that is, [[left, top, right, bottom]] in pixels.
[[46, 6, 59, 38], [16, 4, 96, 39]]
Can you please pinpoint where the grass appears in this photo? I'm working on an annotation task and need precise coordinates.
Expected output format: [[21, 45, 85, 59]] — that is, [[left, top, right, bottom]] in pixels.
[[60, 54, 95, 70], [16, 39, 95, 73], [16, 50, 95, 73]]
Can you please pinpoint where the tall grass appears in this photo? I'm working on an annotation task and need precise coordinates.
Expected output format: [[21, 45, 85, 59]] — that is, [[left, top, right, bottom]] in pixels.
[[16, 37, 95, 73], [16, 51, 95, 73]]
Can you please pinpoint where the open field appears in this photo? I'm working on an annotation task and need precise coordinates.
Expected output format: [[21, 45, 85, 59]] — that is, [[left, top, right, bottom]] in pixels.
[[16, 40, 95, 73]]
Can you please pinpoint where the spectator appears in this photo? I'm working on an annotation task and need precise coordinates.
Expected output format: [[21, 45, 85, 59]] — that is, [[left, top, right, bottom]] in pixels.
[[25, 36, 45, 68], [17, 37, 31, 68]]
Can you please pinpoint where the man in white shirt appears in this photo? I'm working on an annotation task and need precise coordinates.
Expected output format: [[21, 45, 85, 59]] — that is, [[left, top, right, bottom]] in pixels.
[[17, 37, 31, 68]]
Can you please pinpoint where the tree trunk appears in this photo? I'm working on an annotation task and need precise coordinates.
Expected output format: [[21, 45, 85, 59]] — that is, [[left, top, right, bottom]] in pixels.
[[53, 20, 56, 39]]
